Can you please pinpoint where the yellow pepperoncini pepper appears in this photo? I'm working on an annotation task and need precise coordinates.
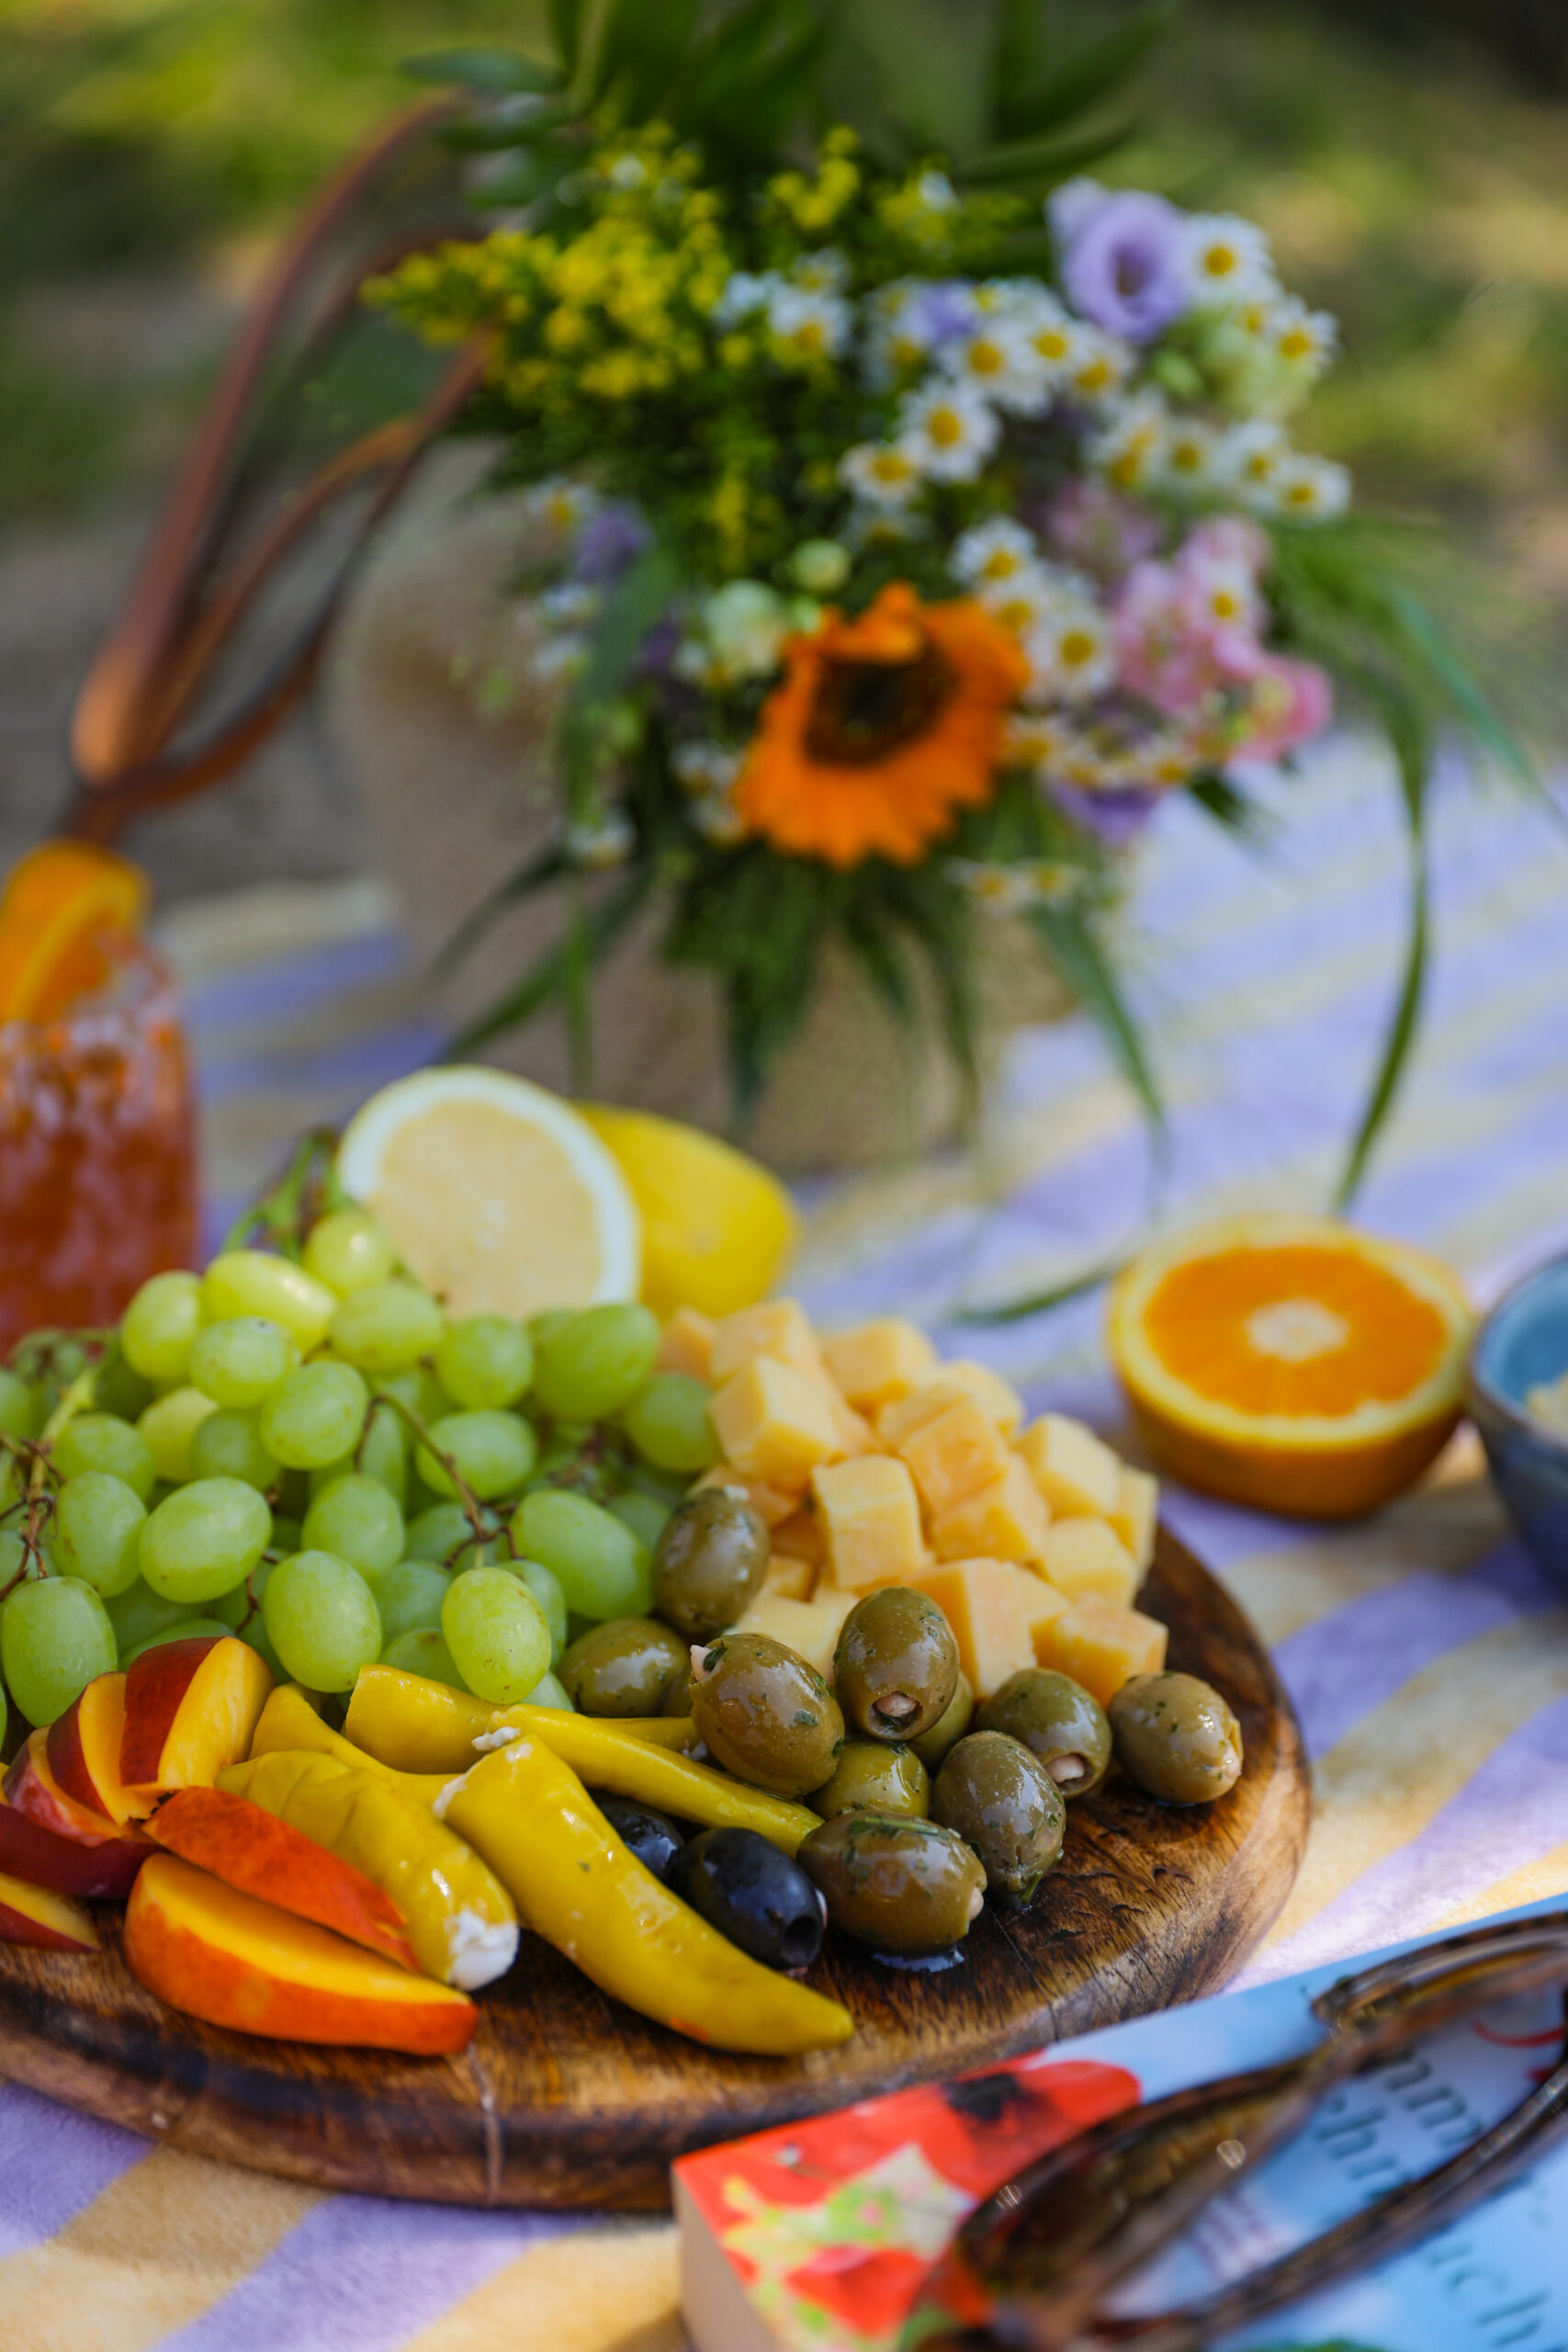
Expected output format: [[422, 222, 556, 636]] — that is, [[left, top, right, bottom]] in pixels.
[[344, 1668, 694, 1770], [440, 1733, 853, 2057]]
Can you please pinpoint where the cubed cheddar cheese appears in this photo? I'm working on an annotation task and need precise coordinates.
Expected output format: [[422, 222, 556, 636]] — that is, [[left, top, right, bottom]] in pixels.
[[734, 1589, 855, 1682], [709, 1299, 824, 1384], [1019, 1574, 1071, 1667], [1039, 1517, 1139, 1609], [656, 1306, 715, 1382], [1017, 1414, 1122, 1519], [812, 1456, 926, 1593], [897, 1396, 1014, 1520], [877, 1360, 1025, 1449], [691, 1464, 803, 1529], [821, 1318, 938, 1411], [906, 1559, 1035, 1700], [757, 1552, 815, 1604], [1107, 1466, 1158, 1575], [930, 1454, 1051, 1566], [707, 1355, 842, 1487], [1040, 1594, 1167, 1708], [826, 1385, 879, 1461], [770, 1506, 825, 1570]]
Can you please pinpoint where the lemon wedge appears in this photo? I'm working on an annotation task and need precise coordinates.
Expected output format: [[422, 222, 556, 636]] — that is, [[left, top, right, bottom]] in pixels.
[[577, 1103, 796, 1319], [336, 1068, 640, 1319]]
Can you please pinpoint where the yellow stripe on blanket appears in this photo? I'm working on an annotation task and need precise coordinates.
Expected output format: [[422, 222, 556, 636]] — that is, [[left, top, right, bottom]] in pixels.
[[401, 2220, 682, 2352]]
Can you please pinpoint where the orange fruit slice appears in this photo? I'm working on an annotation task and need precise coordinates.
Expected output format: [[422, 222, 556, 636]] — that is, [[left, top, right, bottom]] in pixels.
[[1108, 1215, 1472, 1519], [0, 840, 149, 1023]]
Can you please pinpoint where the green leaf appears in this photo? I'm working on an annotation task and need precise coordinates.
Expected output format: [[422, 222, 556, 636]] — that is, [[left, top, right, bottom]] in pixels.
[[441, 104, 576, 152], [619, 0, 702, 115], [959, 1250, 1126, 1324], [675, 0, 827, 160], [996, 0, 1176, 142], [1190, 774, 1274, 843], [466, 148, 576, 209], [547, 0, 586, 74], [991, 0, 1055, 140], [427, 843, 568, 985], [1334, 687, 1430, 1209], [954, 116, 1138, 188], [558, 542, 682, 805], [444, 866, 652, 1061], [1028, 900, 1166, 1136], [402, 47, 565, 95]]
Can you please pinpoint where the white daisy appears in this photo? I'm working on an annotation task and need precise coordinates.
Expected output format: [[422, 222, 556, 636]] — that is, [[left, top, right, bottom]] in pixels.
[[565, 809, 635, 867], [1156, 415, 1220, 495], [537, 581, 599, 630], [702, 580, 792, 680], [1025, 598, 1117, 705], [688, 790, 747, 847], [1003, 709, 1077, 767], [1047, 176, 1107, 246], [839, 439, 924, 508], [916, 169, 957, 213], [897, 379, 1001, 482], [1023, 858, 1089, 904], [711, 269, 775, 327], [670, 741, 742, 795], [1267, 296, 1339, 381], [947, 858, 1034, 912], [522, 476, 599, 539], [792, 247, 851, 295], [529, 633, 589, 683], [1181, 213, 1278, 308], [939, 320, 1053, 416], [950, 514, 1040, 591], [1215, 418, 1292, 504], [1142, 731, 1204, 789], [1087, 390, 1168, 492], [977, 565, 1067, 641], [865, 279, 976, 384], [765, 282, 852, 364], [1013, 296, 1084, 388], [1065, 328, 1134, 406], [1270, 452, 1352, 523]]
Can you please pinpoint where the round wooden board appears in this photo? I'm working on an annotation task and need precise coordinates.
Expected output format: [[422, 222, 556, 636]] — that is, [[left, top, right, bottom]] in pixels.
[[0, 1528, 1308, 2211]]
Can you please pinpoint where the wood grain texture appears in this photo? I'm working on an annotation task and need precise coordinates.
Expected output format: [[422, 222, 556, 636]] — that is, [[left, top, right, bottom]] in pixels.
[[0, 1528, 1309, 2211]]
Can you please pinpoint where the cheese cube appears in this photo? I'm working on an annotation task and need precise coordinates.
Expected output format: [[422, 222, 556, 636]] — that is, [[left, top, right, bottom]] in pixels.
[[771, 1506, 824, 1570], [812, 1455, 926, 1593], [707, 1356, 842, 1487], [877, 1360, 1026, 1448], [691, 1464, 803, 1529], [1039, 1516, 1138, 1608], [898, 1396, 1014, 1520], [656, 1306, 715, 1382], [1041, 1595, 1167, 1707], [734, 1589, 855, 1682], [821, 1318, 938, 1411], [906, 1559, 1035, 1700], [826, 1384, 879, 1460], [1107, 1466, 1158, 1575], [1020, 1574, 1071, 1667], [1017, 1414, 1122, 1518], [709, 1299, 824, 1384], [758, 1552, 815, 1603], [930, 1454, 1052, 1565]]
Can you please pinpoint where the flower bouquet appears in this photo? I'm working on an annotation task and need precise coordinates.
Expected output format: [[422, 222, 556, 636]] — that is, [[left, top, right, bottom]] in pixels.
[[374, 0, 1529, 1192]]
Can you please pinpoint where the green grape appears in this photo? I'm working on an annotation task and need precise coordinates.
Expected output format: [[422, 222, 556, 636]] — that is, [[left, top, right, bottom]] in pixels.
[[52, 1413, 157, 1504], [0, 1576, 117, 1725], [435, 1316, 534, 1411], [533, 1305, 660, 1424], [523, 1668, 572, 1712], [608, 1490, 672, 1554], [302, 1476, 404, 1584], [0, 1675, 6, 1748], [0, 1367, 37, 1441], [137, 1385, 219, 1484], [380, 1625, 467, 1690], [120, 1616, 233, 1667], [529, 1310, 574, 1350], [303, 1205, 396, 1297], [415, 1412, 536, 1503], [263, 1549, 381, 1692], [89, 1338, 154, 1424], [201, 1250, 337, 1352], [259, 1362, 369, 1471], [189, 1409, 280, 1494], [623, 1373, 719, 1474], [188, 1317, 300, 1411], [329, 1280, 445, 1377], [107, 1578, 192, 1658], [404, 1501, 478, 1562], [442, 1566, 550, 1705], [375, 1558, 453, 1645], [375, 1364, 452, 1424], [120, 1270, 205, 1387], [209, 1555, 272, 1631], [270, 1516, 302, 1556], [53, 1473, 147, 1598], [307, 1404, 408, 1508], [450, 1535, 504, 1576], [502, 1556, 567, 1663], [139, 1477, 271, 1603], [510, 1489, 652, 1622]]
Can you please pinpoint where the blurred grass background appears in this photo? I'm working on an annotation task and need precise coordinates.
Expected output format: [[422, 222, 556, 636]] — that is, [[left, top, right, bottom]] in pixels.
[[0, 0, 1564, 875]]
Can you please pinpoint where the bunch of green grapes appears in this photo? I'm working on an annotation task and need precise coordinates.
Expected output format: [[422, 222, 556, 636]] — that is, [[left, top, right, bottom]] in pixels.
[[0, 1204, 720, 1741]]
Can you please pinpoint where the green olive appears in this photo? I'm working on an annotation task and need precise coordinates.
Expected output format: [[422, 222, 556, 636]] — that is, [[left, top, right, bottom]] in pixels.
[[810, 1738, 931, 1820], [652, 1487, 769, 1641], [910, 1671, 975, 1771], [833, 1586, 960, 1742], [932, 1732, 1064, 1905], [660, 1652, 695, 1718], [559, 1616, 690, 1715], [1109, 1672, 1244, 1805], [799, 1812, 987, 1954], [976, 1668, 1111, 1800], [691, 1631, 845, 1796]]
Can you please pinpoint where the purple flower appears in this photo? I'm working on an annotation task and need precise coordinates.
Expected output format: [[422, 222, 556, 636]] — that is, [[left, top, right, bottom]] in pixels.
[[1051, 782, 1161, 847], [1058, 190, 1190, 345], [912, 278, 979, 346], [571, 501, 649, 584]]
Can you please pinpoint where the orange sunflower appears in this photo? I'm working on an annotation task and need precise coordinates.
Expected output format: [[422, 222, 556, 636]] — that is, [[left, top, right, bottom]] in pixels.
[[733, 581, 1030, 869]]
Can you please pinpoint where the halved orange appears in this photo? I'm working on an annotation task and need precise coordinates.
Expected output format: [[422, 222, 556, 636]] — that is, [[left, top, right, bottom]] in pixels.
[[0, 840, 149, 1023], [1108, 1215, 1473, 1519]]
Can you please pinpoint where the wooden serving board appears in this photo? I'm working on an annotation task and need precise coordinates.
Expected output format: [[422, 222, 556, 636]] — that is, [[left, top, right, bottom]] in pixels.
[[0, 1528, 1308, 2211]]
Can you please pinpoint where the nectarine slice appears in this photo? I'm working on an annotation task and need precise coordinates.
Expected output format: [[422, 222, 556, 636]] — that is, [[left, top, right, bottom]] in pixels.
[[5, 1729, 148, 1853], [48, 1671, 152, 1826], [147, 1788, 417, 1972], [0, 1869, 98, 1952], [124, 1855, 476, 2052], [0, 1789, 146, 1900], [120, 1636, 274, 1804]]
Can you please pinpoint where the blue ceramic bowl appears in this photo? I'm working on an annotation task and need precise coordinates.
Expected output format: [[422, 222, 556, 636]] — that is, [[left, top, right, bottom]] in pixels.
[[1469, 1251, 1568, 1588]]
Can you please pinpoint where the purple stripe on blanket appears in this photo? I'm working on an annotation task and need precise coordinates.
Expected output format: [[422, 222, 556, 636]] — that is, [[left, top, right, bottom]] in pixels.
[[0, 2084, 145, 2256], [1275, 1542, 1561, 1758], [1234, 1692, 1568, 1989], [192, 1022, 443, 1109], [179, 934, 412, 1036], [159, 2194, 593, 2352]]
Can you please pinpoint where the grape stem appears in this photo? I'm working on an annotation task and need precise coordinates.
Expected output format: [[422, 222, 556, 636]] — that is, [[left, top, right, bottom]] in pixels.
[[0, 1371, 97, 1593], [368, 1389, 490, 1541], [221, 1125, 352, 1261]]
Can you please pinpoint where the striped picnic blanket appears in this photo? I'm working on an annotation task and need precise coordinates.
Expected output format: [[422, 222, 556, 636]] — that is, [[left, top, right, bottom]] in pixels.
[[4, 729, 1567, 2350]]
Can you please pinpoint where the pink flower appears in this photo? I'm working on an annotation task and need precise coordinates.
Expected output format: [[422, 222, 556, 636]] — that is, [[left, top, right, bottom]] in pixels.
[[1235, 655, 1334, 760], [1043, 481, 1161, 579]]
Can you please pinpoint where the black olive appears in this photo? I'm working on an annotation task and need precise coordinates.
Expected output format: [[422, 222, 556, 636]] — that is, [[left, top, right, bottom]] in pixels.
[[599, 1795, 686, 1887], [671, 1826, 825, 1971]]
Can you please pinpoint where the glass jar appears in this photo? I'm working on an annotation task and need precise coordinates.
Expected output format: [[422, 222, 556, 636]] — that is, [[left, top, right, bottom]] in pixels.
[[0, 937, 198, 1353]]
